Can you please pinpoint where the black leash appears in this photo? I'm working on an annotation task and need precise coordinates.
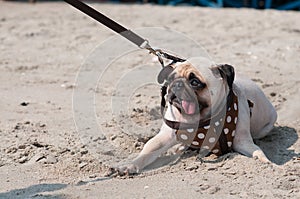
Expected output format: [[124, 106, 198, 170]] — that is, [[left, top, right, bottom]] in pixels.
[[64, 0, 185, 68], [64, 0, 187, 131]]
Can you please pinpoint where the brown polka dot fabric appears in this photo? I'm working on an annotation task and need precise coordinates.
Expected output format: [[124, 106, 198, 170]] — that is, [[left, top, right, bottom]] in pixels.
[[176, 93, 239, 156]]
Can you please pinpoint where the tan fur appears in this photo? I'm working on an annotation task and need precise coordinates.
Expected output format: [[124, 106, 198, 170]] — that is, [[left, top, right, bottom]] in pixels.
[[174, 63, 212, 120]]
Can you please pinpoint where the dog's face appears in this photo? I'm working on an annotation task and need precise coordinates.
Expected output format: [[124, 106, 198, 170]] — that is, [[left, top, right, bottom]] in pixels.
[[158, 58, 235, 123]]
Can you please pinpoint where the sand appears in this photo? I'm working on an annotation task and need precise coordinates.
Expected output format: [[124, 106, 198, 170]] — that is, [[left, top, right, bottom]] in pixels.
[[0, 1, 299, 198]]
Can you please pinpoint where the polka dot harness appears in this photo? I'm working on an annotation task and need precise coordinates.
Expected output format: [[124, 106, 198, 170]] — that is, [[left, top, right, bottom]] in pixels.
[[163, 90, 254, 156], [176, 92, 239, 156]]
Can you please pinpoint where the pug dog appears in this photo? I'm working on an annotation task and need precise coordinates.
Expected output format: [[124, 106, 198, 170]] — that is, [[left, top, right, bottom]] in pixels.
[[113, 57, 277, 175]]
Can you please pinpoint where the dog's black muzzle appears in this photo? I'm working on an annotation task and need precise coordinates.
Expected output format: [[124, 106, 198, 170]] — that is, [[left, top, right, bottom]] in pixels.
[[167, 78, 199, 115]]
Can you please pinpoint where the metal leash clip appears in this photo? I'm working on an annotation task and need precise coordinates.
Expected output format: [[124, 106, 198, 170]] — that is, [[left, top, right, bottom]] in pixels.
[[144, 44, 186, 68]]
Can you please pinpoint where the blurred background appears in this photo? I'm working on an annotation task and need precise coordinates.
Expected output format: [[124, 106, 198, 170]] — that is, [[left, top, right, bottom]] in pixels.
[[3, 0, 300, 10]]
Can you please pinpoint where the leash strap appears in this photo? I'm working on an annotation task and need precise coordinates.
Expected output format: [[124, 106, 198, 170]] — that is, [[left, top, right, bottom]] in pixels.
[[64, 0, 186, 67], [64, 0, 150, 49]]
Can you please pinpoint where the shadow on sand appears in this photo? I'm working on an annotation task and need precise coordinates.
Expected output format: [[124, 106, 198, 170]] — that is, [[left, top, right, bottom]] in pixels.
[[0, 183, 67, 199], [255, 126, 299, 165]]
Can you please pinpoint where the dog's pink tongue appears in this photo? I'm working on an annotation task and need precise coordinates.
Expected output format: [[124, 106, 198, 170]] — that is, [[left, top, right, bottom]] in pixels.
[[181, 100, 196, 115]]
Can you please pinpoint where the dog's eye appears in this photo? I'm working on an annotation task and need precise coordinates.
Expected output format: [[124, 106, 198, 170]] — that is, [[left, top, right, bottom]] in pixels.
[[189, 73, 206, 89], [190, 79, 201, 87]]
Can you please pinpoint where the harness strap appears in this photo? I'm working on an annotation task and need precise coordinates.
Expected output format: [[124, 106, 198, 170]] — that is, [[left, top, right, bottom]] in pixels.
[[218, 90, 234, 154], [154, 49, 186, 63], [160, 85, 167, 116], [163, 119, 211, 130]]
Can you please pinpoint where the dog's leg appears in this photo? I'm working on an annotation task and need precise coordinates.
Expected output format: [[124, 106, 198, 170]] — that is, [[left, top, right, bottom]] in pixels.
[[254, 122, 275, 139], [116, 124, 178, 175], [233, 94, 271, 163], [252, 109, 277, 139], [233, 129, 271, 163]]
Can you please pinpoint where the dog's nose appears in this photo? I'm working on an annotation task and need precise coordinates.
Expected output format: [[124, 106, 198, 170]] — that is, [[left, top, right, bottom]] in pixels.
[[173, 80, 184, 91]]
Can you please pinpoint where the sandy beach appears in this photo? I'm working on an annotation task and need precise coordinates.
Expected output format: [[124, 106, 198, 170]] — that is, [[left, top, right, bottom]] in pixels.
[[0, 1, 299, 198]]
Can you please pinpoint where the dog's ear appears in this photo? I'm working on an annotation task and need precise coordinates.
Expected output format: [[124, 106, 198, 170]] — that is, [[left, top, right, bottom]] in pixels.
[[211, 64, 235, 88], [157, 65, 174, 84]]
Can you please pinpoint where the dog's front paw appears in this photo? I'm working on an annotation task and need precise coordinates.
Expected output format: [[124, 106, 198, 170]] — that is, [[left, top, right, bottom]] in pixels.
[[105, 164, 140, 177], [118, 164, 140, 175], [253, 150, 271, 164]]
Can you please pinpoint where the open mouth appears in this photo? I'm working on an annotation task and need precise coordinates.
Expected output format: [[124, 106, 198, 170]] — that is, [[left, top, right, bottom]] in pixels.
[[169, 94, 197, 115]]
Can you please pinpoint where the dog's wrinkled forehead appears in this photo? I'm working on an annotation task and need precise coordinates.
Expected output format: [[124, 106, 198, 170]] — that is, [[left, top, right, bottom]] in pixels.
[[173, 57, 215, 79], [186, 57, 226, 89], [184, 57, 215, 77], [157, 57, 216, 84], [173, 62, 199, 77]]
